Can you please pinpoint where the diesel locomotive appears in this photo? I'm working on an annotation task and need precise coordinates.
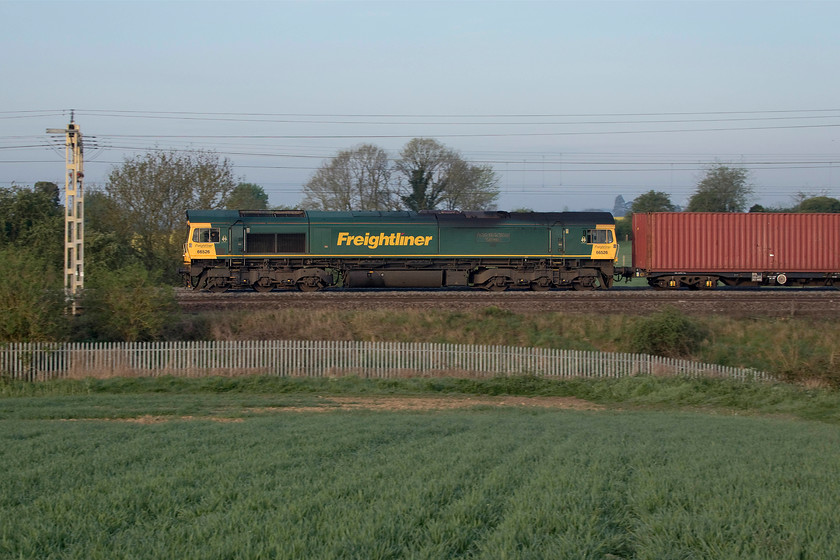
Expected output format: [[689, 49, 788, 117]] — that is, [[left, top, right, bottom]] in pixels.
[[181, 210, 619, 292]]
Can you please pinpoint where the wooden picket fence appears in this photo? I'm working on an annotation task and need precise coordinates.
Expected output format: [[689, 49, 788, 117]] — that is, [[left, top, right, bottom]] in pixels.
[[0, 340, 772, 383]]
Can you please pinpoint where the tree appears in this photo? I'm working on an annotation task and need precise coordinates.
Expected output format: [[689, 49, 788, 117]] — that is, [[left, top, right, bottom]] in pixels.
[[103, 150, 235, 281], [395, 138, 454, 211], [686, 165, 752, 212], [631, 190, 677, 213], [81, 263, 178, 342], [395, 138, 499, 211], [0, 183, 69, 340], [302, 144, 396, 211], [796, 196, 840, 213], [0, 247, 67, 342], [82, 189, 146, 280], [0, 182, 63, 266], [748, 194, 840, 213], [437, 159, 499, 210], [226, 183, 269, 210]]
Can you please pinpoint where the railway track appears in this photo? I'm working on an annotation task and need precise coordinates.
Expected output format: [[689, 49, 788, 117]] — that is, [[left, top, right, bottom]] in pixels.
[[176, 287, 840, 317]]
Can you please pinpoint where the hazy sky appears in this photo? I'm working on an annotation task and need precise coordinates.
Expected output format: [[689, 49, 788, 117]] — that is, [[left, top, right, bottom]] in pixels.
[[2, 0, 839, 211]]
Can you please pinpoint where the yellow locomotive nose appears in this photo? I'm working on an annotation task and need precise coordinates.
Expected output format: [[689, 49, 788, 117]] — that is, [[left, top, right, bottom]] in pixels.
[[587, 224, 618, 261]]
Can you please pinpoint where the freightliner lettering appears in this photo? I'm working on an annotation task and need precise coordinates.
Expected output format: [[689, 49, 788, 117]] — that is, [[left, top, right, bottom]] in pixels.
[[337, 232, 434, 250]]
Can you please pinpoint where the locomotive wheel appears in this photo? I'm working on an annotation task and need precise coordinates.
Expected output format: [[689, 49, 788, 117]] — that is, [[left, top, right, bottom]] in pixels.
[[253, 282, 273, 293], [482, 276, 509, 292], [530, 279, 551, 291], [572, 278, 596, 291], [208, 282, 229, 293], [297, 279, 323, 292]]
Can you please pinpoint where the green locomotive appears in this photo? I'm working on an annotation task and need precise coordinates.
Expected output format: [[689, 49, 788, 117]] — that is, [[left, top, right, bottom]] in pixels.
[[182, 210, 618, 291]]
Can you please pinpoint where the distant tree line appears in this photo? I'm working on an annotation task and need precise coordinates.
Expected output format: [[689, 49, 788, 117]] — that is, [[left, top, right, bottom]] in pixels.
[[624, 164, 840, 215], [615, 164, 839, 240], [301, 138, 500, 212]]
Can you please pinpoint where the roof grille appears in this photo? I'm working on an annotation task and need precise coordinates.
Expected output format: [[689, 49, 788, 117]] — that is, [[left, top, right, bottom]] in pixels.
[[238, 210, 305, 217]]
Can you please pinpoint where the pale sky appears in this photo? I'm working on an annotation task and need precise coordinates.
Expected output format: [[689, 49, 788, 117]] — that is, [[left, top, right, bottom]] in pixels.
[[2, 0, 839, 211]]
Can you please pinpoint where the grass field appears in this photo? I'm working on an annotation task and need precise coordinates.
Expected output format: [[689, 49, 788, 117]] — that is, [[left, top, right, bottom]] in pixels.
[[3, 376, 840, 559]]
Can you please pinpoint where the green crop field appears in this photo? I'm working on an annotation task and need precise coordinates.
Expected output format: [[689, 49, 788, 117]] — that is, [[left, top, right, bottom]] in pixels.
[[3, 381, 840, 559]]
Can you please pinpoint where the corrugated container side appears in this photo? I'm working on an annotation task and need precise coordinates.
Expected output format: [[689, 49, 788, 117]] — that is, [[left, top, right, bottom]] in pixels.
[[633, 213, 840, 272], [631, 212, 649, 270]]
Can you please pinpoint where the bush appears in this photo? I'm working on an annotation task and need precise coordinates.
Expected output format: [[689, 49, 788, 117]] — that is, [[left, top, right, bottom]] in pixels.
[[0, 248, 68, 342], [79, 264, 178, 342], [628, 306, 708, 358]]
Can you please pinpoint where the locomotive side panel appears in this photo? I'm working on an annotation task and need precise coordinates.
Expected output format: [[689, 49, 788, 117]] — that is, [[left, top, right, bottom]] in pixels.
[[243, 217, 309, 256], [308, 211, 439, 257], [436, 213, 549, 257]]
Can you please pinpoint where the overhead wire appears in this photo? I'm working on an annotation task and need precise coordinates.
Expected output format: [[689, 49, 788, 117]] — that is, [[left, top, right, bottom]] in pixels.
[[89, 121, 840, 139], [75, 107, 840, 118], [2, 107, 838, 203]]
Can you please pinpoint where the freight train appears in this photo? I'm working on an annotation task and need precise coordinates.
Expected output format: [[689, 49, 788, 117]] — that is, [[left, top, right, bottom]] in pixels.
[[181, 210, 840, 291]]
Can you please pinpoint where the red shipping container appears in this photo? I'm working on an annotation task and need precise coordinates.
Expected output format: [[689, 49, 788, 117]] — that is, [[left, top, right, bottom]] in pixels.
[[633, 213, 840, 284]]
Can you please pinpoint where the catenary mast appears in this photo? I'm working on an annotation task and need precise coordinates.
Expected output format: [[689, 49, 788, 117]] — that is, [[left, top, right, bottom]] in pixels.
[[47, 113, 84, 314]]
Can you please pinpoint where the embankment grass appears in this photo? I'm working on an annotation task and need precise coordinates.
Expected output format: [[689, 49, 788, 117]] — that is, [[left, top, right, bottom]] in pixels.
[[192, 308, 840, 385], [203, 307, 631, 350]]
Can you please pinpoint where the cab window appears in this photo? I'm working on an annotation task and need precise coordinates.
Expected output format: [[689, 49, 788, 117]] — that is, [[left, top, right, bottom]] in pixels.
[[584, 229, 613, 244], [192, 228, 220, 243]]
